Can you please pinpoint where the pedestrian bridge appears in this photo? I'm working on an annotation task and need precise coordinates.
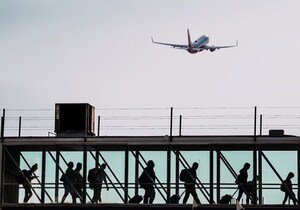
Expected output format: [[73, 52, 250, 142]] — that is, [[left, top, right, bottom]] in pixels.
[[1, 135, 300, 207]]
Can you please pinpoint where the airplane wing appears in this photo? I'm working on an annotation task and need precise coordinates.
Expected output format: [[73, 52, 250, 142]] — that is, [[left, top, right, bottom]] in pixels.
[[151, 37, 188, 49], [204, 41, 238, 51]]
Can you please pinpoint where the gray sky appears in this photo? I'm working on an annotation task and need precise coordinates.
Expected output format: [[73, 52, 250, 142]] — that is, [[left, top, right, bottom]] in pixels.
[[2, 1, 300, 137], [1, 1, 299, 203], [1, 0, 300, 109]]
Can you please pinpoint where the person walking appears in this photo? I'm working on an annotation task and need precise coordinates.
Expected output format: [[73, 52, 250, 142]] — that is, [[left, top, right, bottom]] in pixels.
[[72, 162, 83, 203], [20, 163, 38, 203], [139, 160, 156, 204], [236, 162, 251, 202], [89, 163, 109, 203], [61, 162, 75, 203], [281, 172, 297, 205], [182, 162, 201, 204]]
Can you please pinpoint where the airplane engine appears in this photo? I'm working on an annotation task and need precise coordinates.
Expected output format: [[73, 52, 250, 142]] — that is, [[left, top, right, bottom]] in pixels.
[[210, 48, 216, 52]]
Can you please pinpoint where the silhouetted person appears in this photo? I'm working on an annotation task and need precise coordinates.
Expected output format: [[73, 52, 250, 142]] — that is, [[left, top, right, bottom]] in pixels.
[[245, 176, 259, 204], [282, 172, 297, 205], [182, 162, 201, 204], [139, 160, 156, 204], [21, 163, 38, 203], [61, 162, 75, 203], [236, 162, 250, 202], [72, 162, 83, 203], [91, 164, 109, 203]]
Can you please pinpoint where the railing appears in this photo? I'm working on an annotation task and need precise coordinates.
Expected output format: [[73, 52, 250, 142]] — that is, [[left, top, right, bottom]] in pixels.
[[2, 107, 300, 137]]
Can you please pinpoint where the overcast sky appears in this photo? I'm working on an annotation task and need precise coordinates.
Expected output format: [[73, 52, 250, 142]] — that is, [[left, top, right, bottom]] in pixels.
[[1, 1, 299, 204], [1, 0, 300, 110], [2, 0, 300, 137]]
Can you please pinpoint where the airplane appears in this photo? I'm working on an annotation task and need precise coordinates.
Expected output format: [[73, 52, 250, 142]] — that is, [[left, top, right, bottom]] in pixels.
[[151, 29, 238, 54]]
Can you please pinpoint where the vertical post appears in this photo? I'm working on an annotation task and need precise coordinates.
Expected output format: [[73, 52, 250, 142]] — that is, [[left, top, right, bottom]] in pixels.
[[175, 150, 179, 196], [253, 107, 258, 204], [216, 150, 221, 202], [124, 146, 129, 204], [179, 115, 182, 136], [18, 116, 22, 137], [209, 146, 214, 204], [41, 146, 46, 203], [55, 151, 60, 203], [170, 107, 173, 142], [95, 149, 99, 167], [1, 109, 5, 139], [253, 145, 257, 204], [259, 114, 263, 136], [83, 146, 87, 204], [167, 146, 171, 203], [298, 145, 300, 205], [258, 149, 263, 204], [135, 151, 139, 196], [97, 116, 100, 136], [0, 137, 4, 204], [254, 106, 257, 141]]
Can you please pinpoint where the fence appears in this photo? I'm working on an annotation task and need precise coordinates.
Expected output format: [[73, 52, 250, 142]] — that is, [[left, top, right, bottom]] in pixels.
[[1, 107, 300, 137]]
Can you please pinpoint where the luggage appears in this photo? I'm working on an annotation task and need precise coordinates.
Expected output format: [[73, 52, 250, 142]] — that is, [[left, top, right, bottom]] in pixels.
[[129, 195, 143, 204], [219, 194, 232, 204], [170, 194, 180, 204]]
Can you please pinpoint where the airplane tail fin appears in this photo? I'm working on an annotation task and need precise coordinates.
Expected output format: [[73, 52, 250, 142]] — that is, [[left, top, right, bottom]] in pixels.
[[187, 29, 193, 49]]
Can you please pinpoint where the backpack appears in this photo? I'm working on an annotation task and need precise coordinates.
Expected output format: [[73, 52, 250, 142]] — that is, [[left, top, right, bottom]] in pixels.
[[60, 174, 66, 182], [16, 170, 26, 184], [138, 171, 148, 189], [280, 181, 287, 192], [180, 169, 188, 182], [88, 168, 100, 182]]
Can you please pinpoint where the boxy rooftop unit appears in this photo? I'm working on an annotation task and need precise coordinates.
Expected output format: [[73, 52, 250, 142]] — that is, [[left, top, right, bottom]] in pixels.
[[55, 103, 95, 137]]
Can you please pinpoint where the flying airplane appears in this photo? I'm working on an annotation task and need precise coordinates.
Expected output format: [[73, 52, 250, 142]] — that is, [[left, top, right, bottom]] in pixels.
[[151, 29, 238, 54]]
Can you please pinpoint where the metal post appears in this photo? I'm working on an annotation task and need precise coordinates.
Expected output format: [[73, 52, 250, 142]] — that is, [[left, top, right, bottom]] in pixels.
[[41, 146, 46, 203], [258, 149, 263, 204], [216, 150, 221, 202], [124, 146, 129, 204], [253, 145, 257, 204], [135, 151, 139, 196], [179, 115, 182, 136], [175, 150, 179, 196], [254, 106, 257, 141], [18, 116, 22, 137], [97, 116, 100, 136], [0, 139, 4, 204], [209, 146, 214, 204], [55, 151, 60, 203], [170, 107, 173, 142], [298, 145, 300, 205], [1, 109, 5, 139], [83, 146, 87, 204], [96, 149, 99, 167], [259, 114, 263, 136], [167, 146, 171, 203]]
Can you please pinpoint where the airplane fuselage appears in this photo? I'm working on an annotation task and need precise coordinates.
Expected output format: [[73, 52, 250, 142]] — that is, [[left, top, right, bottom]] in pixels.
[[188, 35, 209, 54]]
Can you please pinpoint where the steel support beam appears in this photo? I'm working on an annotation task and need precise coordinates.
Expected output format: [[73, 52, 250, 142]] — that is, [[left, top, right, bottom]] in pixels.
[[175, 150, 179, 196], [209, 146, 214, 204], [134, 150, 139, 196], [216, 150, 220, 202], [167, 146, 171, 203], [124, 146, 129, 204]]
